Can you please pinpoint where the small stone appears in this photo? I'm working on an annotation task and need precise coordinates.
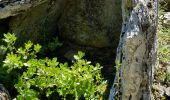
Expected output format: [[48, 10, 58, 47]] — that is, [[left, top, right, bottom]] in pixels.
[[163, 12, 170, 26], [0, 84, 10, 100], [165, 87, 170, 96], [166, 63, 170, 73], [153, 84, 166, 97]]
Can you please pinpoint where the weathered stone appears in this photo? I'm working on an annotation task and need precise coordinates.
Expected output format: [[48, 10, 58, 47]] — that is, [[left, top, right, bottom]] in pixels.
[[165, 87, 170, 96], [0, 0, 48, 19], [58, 0, 122, 47], [167, 64, 170, 73], [162, 12, 170, 26], [1, 0, 122, 48], [109, 0, 158, 100], [0, 84, 10, 100], [9, 0, 63, 43]]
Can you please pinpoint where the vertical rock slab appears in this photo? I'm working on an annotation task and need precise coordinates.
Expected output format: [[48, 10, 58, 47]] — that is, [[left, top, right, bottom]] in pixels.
[[109, 0, 158, 100]]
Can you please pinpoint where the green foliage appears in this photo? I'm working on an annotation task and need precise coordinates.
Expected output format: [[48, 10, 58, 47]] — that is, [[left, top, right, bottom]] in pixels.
[[0, 32, 16, 53], [47, 37, 62, 51], [157, 28, 170, 63], [1, 33, 106, 100], [154, 0, 170, 82], [156, 22, 170, 83], [153, 1, 170, 99]]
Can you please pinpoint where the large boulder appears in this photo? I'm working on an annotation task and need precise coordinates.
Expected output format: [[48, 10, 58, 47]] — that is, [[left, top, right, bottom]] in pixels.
[[3, 0, 122, 48], [58, 0, 122, 47], [8, 0, 65, 43], [0, 84, 10, 100]]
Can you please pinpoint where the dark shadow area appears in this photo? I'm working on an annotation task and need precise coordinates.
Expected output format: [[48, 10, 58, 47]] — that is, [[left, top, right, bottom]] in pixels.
[[0, 17, 10, 37]]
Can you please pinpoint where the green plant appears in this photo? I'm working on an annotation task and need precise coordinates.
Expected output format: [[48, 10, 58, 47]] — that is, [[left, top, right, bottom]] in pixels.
[[47, 37, 62, 51], [1, 33, 106, 100], [156, 24, 170, 83], [157, 28, 170, 63], [152, 2, 170, 99]]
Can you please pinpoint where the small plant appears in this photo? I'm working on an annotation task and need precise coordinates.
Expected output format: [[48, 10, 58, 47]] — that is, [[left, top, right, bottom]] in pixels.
[[1, 33, 106, 100], [47, 37, 62, 51], [152, 1, 170, 99]]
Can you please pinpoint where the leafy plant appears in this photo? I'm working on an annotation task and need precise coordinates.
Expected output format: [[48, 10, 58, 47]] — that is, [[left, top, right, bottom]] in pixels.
[[152, 1, 170, 99], [1, 33, 106, 100], [157, 28, 170, 63], [47, 37, 62, 51]]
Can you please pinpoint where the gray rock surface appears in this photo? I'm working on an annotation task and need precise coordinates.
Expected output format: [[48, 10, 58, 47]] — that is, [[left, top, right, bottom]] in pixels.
[[6, 0, 122, 48], [0, 0, 47, 19], [58, 0, 122, 47], [0, 84, 10, 100], [109, 0, 158, 100], [8, 0, 62, 43], [163, 12, 170, 26]]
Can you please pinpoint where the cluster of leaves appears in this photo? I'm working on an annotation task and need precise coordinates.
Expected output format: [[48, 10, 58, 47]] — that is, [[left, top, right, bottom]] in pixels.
[[0, 33, 106, 100], [157, 27, 170, 64]]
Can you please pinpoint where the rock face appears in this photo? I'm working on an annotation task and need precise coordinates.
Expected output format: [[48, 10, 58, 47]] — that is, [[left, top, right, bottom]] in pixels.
[[8, 0, 64, 43], [0, 0, 48, 19], [58, 0, 122, 47], [0, 0, 122, 48], [109, 0, 158, 100], [0, 84, 10, 100]]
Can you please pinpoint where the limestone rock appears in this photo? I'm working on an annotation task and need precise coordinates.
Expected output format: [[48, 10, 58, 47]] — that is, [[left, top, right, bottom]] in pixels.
[[165, 87, 170, 96], [58, 0, 122, 47], [161, 12, 170, 26], [109, 0, 158, 100], [6, 0, 122, 48], [9, 0, 64, 43], [0, 0, 47, 19], [0, 84, 10, 100], [167, 64, 170, 74]]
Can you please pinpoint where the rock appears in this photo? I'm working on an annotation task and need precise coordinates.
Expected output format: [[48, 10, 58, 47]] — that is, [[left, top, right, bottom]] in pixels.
[[58, 0, 122, 47], [167, 64, 170, 73], [165, 87, 170, 96], [8, 0, 62, 44], [109, 0, 158, 99], [158, 85, 166, 97], [0, 84, 10, 100], [0, 0, 47, 19], [1, 0, 122, 48], [162, 12, 170, 26]]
